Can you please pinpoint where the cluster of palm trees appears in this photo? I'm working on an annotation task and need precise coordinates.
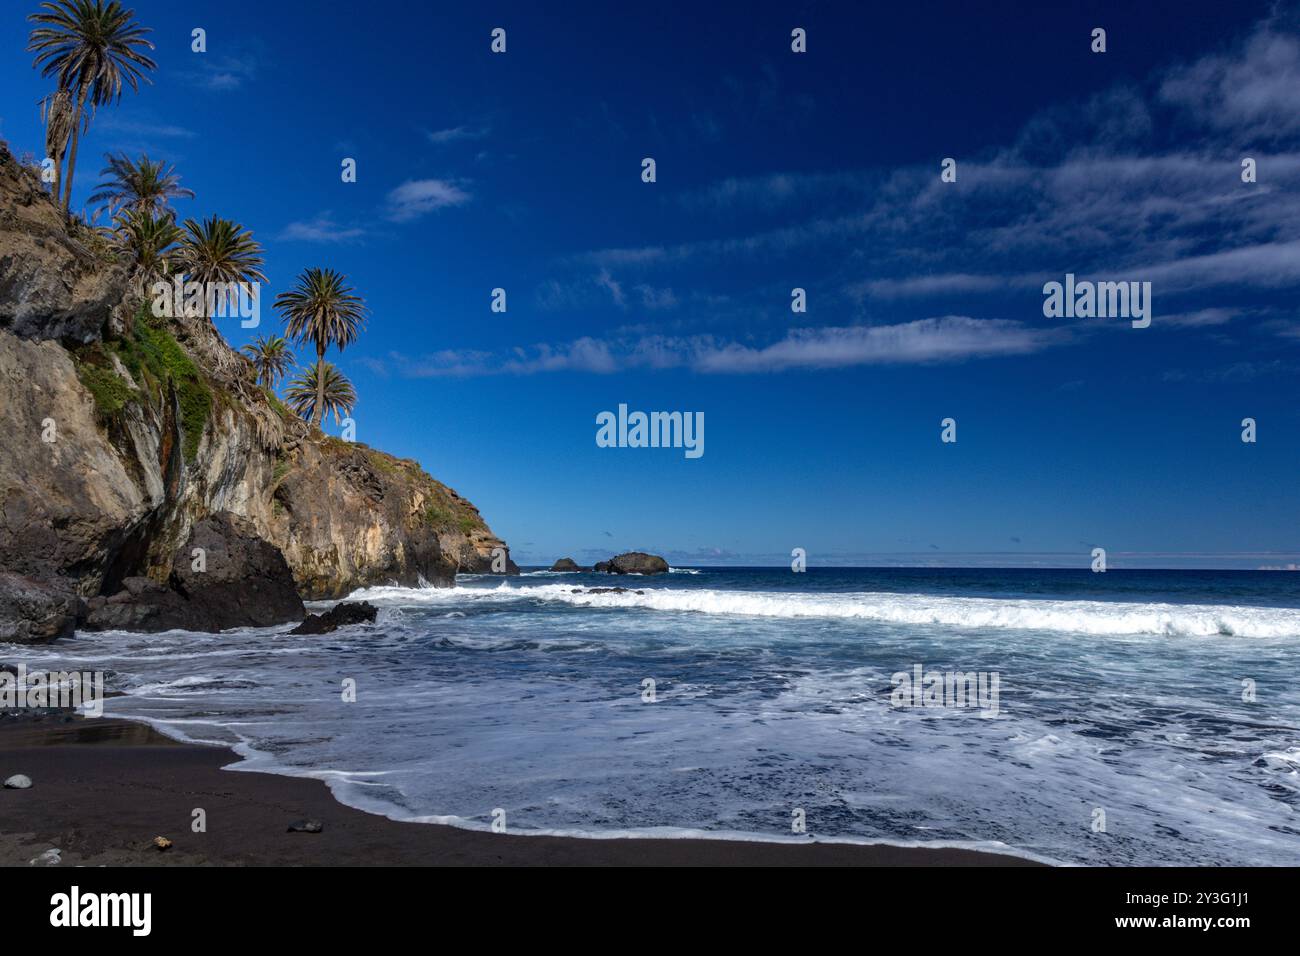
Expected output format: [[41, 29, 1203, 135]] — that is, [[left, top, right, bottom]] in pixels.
[[244, 268, 366, 427], [26, 1, 364, 429]]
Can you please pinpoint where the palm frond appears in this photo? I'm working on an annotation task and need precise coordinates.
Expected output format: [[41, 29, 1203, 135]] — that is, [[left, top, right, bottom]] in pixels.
[[273, 267, 368, 357], [240, 335, 296, 389], [27, 1, 156, 106], [110, 207, 181, 295], [89, 151, 194, 216], [174, 216, 267, 312]]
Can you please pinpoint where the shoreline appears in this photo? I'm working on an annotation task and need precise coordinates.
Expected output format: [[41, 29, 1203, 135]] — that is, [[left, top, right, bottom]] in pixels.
[[0, 712, 1043, 867]]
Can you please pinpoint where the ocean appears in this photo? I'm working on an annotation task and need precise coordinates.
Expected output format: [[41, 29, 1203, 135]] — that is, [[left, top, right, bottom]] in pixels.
[[19, 567, 1300, 865]]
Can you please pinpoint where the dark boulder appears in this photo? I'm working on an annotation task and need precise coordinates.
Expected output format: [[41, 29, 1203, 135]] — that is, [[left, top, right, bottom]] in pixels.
[[290, 601, 378, 635], [84, 513, 304, 632], [549, 558, 584, 572], [0, 573, 85, 644], [595, 552, 670, 575], [83, 576, 186, 632]]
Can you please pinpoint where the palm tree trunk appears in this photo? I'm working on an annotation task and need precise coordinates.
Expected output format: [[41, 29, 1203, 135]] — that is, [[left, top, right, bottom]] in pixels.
[[61, 87, 89, 217], [313, 344, 326, 427], [49, 149, 62, 205]]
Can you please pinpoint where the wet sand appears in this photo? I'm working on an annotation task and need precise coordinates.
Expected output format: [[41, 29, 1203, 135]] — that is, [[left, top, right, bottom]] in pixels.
[[0, 713, 1043, 866]]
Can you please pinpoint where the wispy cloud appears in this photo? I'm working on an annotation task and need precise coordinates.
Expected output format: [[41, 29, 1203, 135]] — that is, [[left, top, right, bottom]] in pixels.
[[1159, 13, 1300, 141], [1157, 307, 1240, 328], [384, 178, 471, 222], [1161, 360, 1291, 383], [95, 114, 196, 140], [678, 170, 873, 211], [856, 273, 1016, 300], [568, 15, 1300, 316], [278, 213, 367, 244], [179, 52, 259, 91], [364, 316, 1064, 378], [536, 269, 660, 311], [684, 317, 1063, 373], [424, 125, 489, 145]]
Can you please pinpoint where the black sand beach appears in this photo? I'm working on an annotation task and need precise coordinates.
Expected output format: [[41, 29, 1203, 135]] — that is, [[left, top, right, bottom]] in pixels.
[[0, 714, 1041, 867]]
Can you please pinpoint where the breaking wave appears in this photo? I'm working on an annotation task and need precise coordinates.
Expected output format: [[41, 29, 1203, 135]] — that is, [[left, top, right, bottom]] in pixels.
[[348, 582, 1300, 638]]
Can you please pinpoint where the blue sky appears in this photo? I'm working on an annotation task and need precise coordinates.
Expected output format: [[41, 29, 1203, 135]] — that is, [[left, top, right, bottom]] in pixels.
[[3, 0, 1298, 568]]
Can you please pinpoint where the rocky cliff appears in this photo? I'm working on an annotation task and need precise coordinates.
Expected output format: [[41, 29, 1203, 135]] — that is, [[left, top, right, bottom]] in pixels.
[[0, 145, 512, 631]]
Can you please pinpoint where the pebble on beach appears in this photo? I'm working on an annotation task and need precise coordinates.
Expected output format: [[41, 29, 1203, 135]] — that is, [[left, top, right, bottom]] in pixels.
[[3, 774, 32, 789], [287, 819, 323, 833], [28, 848, 60, 866], [152, 836, 173, 851]]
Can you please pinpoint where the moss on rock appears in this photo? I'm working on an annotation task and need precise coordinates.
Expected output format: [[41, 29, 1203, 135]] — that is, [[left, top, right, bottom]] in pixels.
[[108, 314, 212, 462], [73, 356, 137, 416]]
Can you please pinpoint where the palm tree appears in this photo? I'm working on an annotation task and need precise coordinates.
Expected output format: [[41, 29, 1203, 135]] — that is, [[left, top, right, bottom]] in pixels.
[[274, 268, 368, 427], [174, 216, 267, 314], [241, 335, 295, 389], [285, 360, 355, 426], [111, 207, 180, 295], [38, 87, 74, 200], [90, 152, 193, 217], [27, 1, 156, 217]]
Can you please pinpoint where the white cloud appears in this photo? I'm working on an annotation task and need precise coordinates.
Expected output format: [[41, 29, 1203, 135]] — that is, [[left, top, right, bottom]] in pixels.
[[384, 178, 471, 222]]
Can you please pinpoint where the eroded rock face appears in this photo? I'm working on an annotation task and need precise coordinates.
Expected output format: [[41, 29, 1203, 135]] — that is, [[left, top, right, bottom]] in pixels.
[[594, 552, 670, 575], [267, 436, 513, 599], [0, 335, 153, 591], [84, 513, 303, 632], [0, 149, 127, 345]]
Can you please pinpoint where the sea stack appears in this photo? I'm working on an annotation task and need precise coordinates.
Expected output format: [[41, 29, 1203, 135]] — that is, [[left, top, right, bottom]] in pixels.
[[593, 552, 670, 575]]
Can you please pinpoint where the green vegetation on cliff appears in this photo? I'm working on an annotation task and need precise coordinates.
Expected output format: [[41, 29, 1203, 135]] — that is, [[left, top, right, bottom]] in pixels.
[[72, 310, 218, 465], [73, 354, 136, 416]]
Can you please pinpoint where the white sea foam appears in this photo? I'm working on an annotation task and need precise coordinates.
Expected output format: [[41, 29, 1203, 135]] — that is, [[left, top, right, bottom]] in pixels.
[[346, 582, 1300, 639]]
